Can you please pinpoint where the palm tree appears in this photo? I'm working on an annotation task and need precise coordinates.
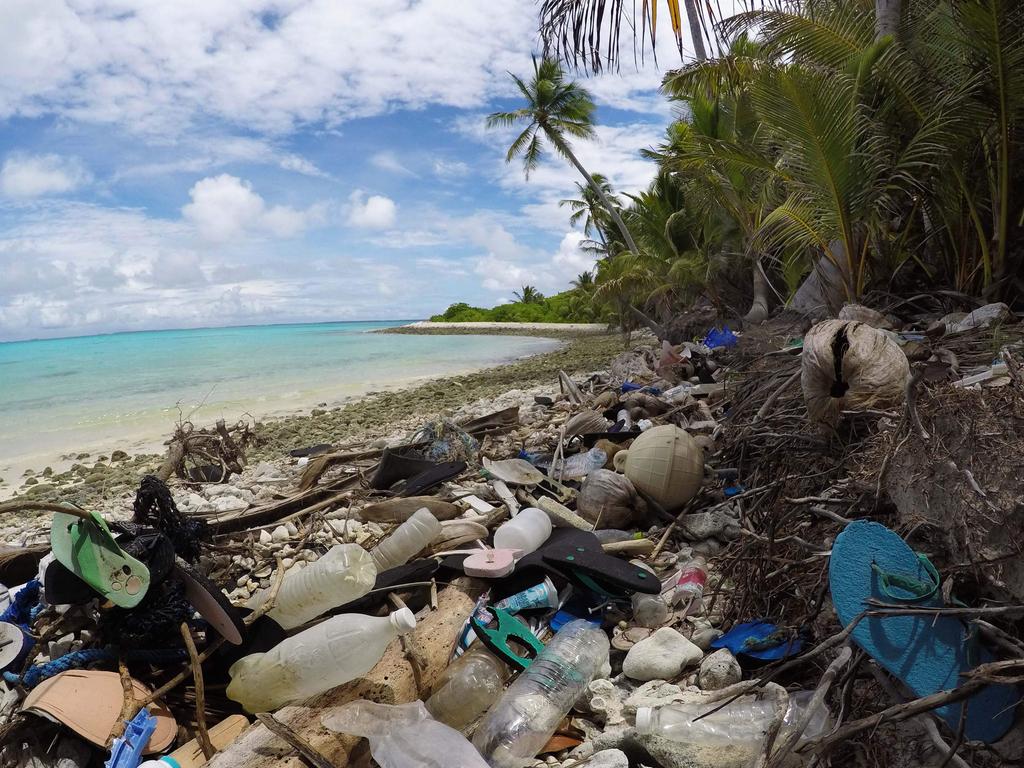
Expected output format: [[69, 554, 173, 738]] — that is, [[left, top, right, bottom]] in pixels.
[[514, 285, 544, 304], [571, 271, 595, 290], [560, 174, 618, 246], [487, 58, 640, 256]]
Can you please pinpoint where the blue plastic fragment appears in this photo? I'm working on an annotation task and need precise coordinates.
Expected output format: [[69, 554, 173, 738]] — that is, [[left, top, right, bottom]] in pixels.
[[549, 610, 601, 632], [105, 707, 157, 768], [723, 484, 746, 498], [702, 326, 739, 349], [711, 620, 804, 661]]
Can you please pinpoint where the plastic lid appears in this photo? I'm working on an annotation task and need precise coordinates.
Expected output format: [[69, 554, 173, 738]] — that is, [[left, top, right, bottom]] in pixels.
[[635, 707, 653, 733], [390, 607, 417, 634]]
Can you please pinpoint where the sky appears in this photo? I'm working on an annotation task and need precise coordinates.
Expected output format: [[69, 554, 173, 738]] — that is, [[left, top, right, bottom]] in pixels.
[[0, 0, 699, 342]]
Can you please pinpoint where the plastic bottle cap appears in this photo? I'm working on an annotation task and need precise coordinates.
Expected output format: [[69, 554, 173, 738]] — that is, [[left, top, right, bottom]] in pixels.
[[635, 707, 653, 733], [390, 607, 417, 634]]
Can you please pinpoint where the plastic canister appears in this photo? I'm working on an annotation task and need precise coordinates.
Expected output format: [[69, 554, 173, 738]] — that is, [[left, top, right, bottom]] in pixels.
[[493, 507, 552, 556]]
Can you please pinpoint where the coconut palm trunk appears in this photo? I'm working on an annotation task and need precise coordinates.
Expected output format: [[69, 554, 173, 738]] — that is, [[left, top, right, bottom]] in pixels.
[[875, 0, 901, 38], [551, 133, 640, 256], [744, 257, 771, 323], [684, 0, 708, 60]]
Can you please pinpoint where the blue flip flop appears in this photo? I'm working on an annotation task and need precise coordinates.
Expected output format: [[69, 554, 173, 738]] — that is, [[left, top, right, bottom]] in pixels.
[[830, 520, 1018, 742]]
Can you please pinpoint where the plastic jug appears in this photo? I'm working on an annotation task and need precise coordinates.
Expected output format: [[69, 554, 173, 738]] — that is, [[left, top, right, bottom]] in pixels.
[[473, 620, 609, 767], [424, 646, 509, 731], [247, 543, 377, 630], [226, 608, 417, 712], [493, 507, 552, 556], [372, 508, 442, 572], [635, 691, 829, 748]]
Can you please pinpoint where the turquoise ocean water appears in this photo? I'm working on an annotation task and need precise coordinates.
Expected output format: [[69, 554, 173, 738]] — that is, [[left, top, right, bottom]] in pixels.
[[0, 321, 560, 476]]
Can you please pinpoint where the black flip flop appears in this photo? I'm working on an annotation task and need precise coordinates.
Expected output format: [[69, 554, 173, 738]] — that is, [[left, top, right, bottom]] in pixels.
[[400, 461, 467, 497], [173, 559, 246, 645], [371, 448, 436, 490], [288, 443, 333, 458]]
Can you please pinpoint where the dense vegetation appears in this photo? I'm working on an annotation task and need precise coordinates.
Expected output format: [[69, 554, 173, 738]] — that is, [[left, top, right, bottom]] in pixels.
[[434, 0, 1023, 328]]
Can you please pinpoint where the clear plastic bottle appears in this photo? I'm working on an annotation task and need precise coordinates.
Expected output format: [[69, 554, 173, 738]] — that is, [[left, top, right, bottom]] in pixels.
[[673, 555, 707, 615], [631, 591, 671, 628], [424, 646, 509, 731], [472, 619, 610, 768], [550, 448, 608, 480], [247, 543, 377, 630], [226, 608, 417, 712], [493, 507, 552, 556], [371, 508, 442, 572], [635, 691, 829, 748]]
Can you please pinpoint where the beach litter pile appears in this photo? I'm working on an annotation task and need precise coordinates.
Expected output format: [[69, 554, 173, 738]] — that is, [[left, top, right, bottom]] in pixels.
[[1, 303, 1023, 768]]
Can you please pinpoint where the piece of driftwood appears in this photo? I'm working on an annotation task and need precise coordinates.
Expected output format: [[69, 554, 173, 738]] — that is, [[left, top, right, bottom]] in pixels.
[[205, 580, 483, 768]]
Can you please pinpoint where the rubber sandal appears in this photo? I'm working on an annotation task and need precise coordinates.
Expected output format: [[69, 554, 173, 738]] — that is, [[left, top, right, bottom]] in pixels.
[[371, 448, 436, 490], [50, 511, 150, 609], [400, 461, 467, 497], [830, 520, 1019, 742]]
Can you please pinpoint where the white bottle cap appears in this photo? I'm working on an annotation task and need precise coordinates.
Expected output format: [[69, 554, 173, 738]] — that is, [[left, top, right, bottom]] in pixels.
[[635, 706, 653, 733], [390, 607, 417, 634]]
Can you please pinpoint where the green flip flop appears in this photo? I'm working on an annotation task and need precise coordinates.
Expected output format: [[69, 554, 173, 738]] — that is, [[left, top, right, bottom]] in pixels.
[[50, 510, 150, 609]]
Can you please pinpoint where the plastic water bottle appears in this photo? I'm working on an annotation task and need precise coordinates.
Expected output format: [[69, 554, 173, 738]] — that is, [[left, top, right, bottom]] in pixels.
[[493, 507, 552, 556], [674, 556, 707, 615], [550, 448, 607, 480], [247, 544, 377, 630], [473, 620, 609, 767], [226, 608, 417, 712], [635, 691, 829, 748], [631, 591, 671, 628], [371, 508, 442, 572], [424, 646, 509, 731]]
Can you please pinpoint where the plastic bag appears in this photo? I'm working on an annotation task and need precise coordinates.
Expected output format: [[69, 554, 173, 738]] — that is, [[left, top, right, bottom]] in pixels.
[[577, 469, 641, 529], [801, 320, 909, 427], [322, 700, 489, 768]]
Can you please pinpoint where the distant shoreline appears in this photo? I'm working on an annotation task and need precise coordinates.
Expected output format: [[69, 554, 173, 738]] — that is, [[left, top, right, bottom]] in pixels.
[[380, 321, 610, 337]]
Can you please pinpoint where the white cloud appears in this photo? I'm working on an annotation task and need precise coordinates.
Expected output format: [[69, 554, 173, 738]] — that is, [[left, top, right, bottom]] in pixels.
[[112, 138, 328, 182], [182, 174, 324, 241], [0, 0, 689, 135], [346, 190, 397, 229], [433, 159, 470, 179], [0, 153, 90, 198], [370, 151, 417, 177]]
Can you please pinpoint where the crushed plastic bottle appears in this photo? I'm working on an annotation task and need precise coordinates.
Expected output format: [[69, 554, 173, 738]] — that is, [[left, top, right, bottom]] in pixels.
[[246, 543, 376, 630], [425, 646, 509, 731], [323, 700, 489, 768], [226, 608, 416, 712], [673, 555, 707, 615], [473, 619, 609, 768], [371, 508, 442, 572], [635, 691, 829, 748], [549, 448, 607, 480]]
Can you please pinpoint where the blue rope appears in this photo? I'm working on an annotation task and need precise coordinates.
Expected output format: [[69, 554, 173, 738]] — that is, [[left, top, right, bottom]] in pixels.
[[0, 579, 40, 625], [4, 647, 187, 688]]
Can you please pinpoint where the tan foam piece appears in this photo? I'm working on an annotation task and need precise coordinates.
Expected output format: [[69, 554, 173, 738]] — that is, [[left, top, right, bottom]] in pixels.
[[22, 670, 176, 753]]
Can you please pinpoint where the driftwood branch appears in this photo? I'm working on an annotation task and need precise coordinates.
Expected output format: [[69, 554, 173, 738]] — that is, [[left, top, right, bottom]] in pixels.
[[180, 623, 215, 759]]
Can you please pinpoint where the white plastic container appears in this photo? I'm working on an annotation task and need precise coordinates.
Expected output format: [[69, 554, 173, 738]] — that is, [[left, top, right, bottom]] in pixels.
[[247, 543, 377, 630], [493, 507, 552, 556], [635, 691, 829, 748], [371, 508, 442, 572], [226, 608, 417, 712], [473, 620, 609, 767]]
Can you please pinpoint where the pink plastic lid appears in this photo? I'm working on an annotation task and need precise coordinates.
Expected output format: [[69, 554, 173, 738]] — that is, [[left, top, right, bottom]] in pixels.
[[462, 548, 520, 578]]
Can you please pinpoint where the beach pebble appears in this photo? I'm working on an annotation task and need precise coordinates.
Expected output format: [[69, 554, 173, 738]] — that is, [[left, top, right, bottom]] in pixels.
[[698, 649, 741, 691], [623, 628, 703, 682], [689, 621, 722, 652], [271, 525, 289, 543], [285, 522, 298, 536], [212, 495, 249, 514], [586, 750, 629, 768], [259, 529, 273, 545]]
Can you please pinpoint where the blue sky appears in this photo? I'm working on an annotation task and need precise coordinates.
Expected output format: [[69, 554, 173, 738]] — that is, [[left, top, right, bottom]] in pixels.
[[0, 0, 694, 341]]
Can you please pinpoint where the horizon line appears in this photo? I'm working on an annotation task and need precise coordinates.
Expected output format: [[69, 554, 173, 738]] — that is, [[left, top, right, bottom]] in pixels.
[[0, 317, 425, 346]]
